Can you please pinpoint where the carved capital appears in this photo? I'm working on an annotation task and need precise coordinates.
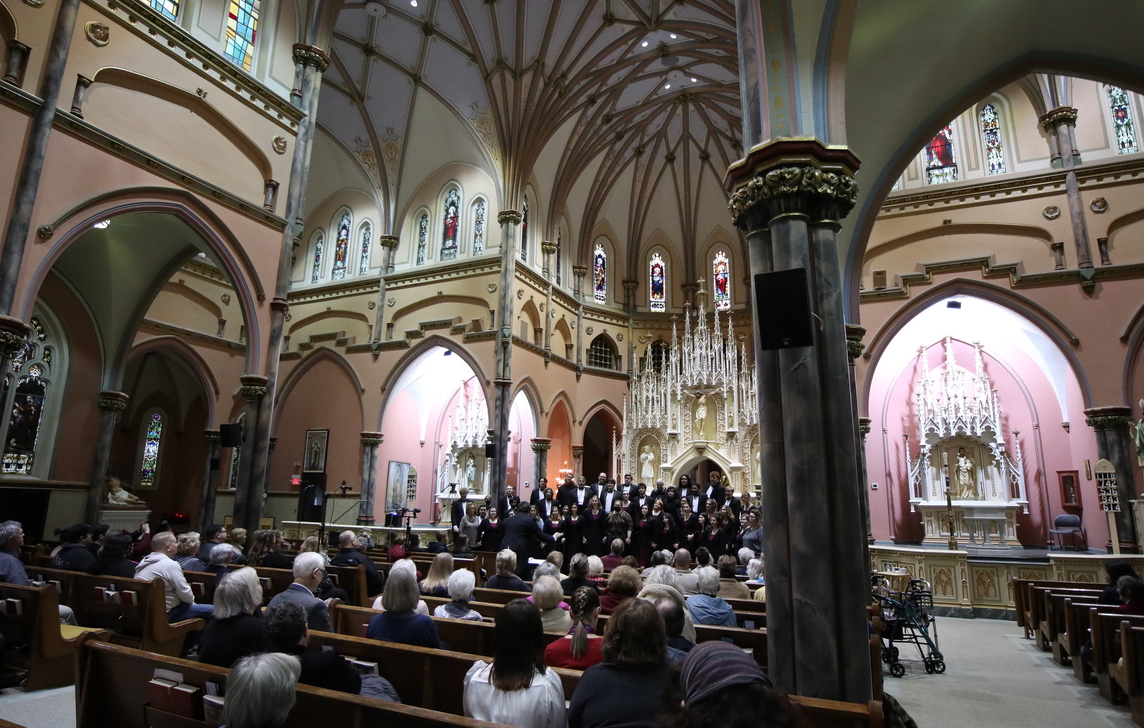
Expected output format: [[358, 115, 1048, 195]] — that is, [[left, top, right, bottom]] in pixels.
[[541, 242, 558, 255], [858, 417, 872, 440], [1040, 106, 1078, 132], [497, 210, 523, 225], [571, 446, 584, 457], [360, 431, 383, 447], [846, 323, 867, 362], [572, 265, 588, 278], [1085, 406, 1132, 431], [621, 279, 639, 292], [239, 374, 270, 402], [378, 235, 399, 249], [292, 44, 330, 71], [97, 390, 129, 414], [0, 315, 31, 360], [204, 430, 221, 443], [530, 437, 552, 453]]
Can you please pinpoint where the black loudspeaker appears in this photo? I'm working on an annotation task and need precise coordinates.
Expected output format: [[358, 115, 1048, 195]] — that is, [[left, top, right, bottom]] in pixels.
[[298, 473, 327, 522], [754, 268, 815, 350], [220, 423, 243, 448], [485, 443, 497, 458]]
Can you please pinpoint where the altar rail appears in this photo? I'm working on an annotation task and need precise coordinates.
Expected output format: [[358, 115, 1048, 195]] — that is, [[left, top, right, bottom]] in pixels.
[[869, 546, 1144, 617]]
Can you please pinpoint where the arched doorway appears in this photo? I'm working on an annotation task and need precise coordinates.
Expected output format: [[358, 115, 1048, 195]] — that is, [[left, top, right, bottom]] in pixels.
[[582, 408, 620, 481], [506, 390, 537, 497]]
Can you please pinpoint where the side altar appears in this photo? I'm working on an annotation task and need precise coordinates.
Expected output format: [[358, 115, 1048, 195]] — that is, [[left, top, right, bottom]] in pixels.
[[905, 339, 1029, 546]]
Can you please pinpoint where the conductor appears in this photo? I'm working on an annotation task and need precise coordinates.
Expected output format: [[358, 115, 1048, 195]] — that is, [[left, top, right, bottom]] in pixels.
[[500, 505, 561, 578]]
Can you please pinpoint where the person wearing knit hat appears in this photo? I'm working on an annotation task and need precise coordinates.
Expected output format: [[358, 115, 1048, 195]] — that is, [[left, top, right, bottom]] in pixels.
[[666, 641, 797, 728]]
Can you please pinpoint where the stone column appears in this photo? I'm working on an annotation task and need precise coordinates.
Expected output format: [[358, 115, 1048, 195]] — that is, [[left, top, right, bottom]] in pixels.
[[531, 438, 551, 491], [0, 0, 82, 316], [85, 391, 129, 523], [491, 210, 522, 506], [69, 74, 92, 118], [573, 266, 586, 369], [1041, 108, 1095, 278], [542, 242, 557, 356], [243, 45, 329, 534], [3, 40, 31, 86], [726, 139, 871, 702], [846, 325, 873, 543], [232, 375, 268, 533], [572, 265, 586, 301], [371, 235, 400, 345], [199, 431, 222, 529], [680, 282, 699, 307], [1085, 406, 1138, 550], [572, 446, 584, 480], [358, 432, 383, 524], [541, 242, 556, 281], [622, 279, 638, 375]]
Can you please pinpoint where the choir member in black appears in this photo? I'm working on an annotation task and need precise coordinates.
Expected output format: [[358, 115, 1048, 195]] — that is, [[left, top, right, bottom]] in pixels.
[[649, 480, 667, 506], [559, 505, 582, 564], [675, 500, 701, 554], [648, 499, 674, 555], [628, 483, 652, 519], [579, 496, 608, 557], [478, 507, 504, 552], [698, 513, 722, 557], [662, 486, 681, 518], [716, 508, 739, 558], [634, 505, 654, 566], [677, 474, 693, 500], [703, 470, 727, 508]]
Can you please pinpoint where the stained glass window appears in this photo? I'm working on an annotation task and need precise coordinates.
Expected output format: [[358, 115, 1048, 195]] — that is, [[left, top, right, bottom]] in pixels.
[[587, 336, 616, 369], [1, 315, 57, 477], [925, 125, 958, 184], [310, 233, 323, 284], [138, 412, 164, 488], [358, 222, 373, 275], [1106, 85, 1139, 154], [593, 243, 607, 303], [228, 414, 243, 490], [472, 200, 486, 255], [148, 0, 178, 20], [416, 213, 428, 265], [331, 212, 350, 280], [520, 198, 529, 262], [649, 252, 666, 312], [223, 0, 260, 71], [979, 104, 1006, 175], [441, 188, 460, 261], [713, 250, 731, 311]]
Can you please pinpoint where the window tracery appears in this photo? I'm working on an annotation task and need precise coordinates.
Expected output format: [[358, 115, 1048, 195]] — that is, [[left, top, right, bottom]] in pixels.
[[138, 410, 165, 488], [520, 198, 529, 263], [331, 212, 350, 280], [472, 199, 486, 255], [979, 103, 1006, 175], [441, 188, 460, 261], [223, 0, 260, 71], [1106, 85, 1139, 154], [1, 314, 61, 476], [925, 125, 958, 184], [310, 233, 324, 284], [712, 250, 731, 311], [649, 252, 666, 312], [416, 212, 428, 265], [359, 222, 373, 276], [593, 243, 607, 303]]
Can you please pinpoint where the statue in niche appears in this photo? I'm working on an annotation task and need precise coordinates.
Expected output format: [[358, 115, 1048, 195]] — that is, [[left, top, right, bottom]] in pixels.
[[694, 394, 707, 439], [640, 444, 657, 480], [105, 476, 145, 507], [954, 447, 978, 499], [465, 455, 476, 489], [1135, 399, 1144, 466]]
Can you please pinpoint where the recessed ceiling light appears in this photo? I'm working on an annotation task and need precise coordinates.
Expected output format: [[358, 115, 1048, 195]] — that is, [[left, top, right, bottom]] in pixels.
[[410, 0, 418, 6], [691, 78, 697, 83], [365, 1, 386, 16], [670, 34, 677, 39], [94, 220, 110, 229], [664, 84, 671, 89], [641, 41, 649, 47]]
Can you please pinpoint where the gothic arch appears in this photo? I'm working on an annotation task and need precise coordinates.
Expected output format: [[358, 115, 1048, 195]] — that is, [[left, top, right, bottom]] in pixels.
[[552, 317, 574, 358], [512, 377, 544, 417], [864, 222, 1054, 260], [128, 335, 222, 426], [580, 399, 623, 430], [273, 346, 365, 431], [375, 334, 492, 432], [1122, 298, 1144, 404], [546, 391, 576, 432], [389, 294, 492, 332], [0, 2, 17, 44], [286, 309, 371, 337]]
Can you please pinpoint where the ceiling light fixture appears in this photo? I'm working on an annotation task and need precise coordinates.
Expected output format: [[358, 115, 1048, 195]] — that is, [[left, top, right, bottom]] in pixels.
[[641, 41, 649, 47], [364, 1, 386, 16], [670, 34, 677, 39], [691, 78, 697, 82], [410, 0, 418, 6], [664, 83, 671, 89], [94, 220, 110, 229]]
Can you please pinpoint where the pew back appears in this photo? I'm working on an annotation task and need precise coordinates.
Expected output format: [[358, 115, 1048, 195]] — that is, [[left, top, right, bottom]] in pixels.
[[0, 582, 110, 691]]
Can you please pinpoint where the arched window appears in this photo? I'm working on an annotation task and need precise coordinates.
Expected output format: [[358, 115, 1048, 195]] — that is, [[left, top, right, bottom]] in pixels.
[[416, 212, 428, 265], [712, 250, 731, 311], [441, 188, 460, 261], [587, 335, 617, 370], [223, 0, 259, 71], [593, 243, 607, 303], [1106, 85, 1139, 154], [358, 221, 373, 276], [471, 199, 486, 255], [925, 125, 957, 184], [148, 0, 179, 20], [979, 103, 1007, 175], [0, 314, 65, 476], [137, 410, 165, 488], [520, 198, 529, 262], [555, 230, 563, 285], [649, 252, 666, 312], [228, 413, 244, 490], [645, 340, 669, 372], [331, 212, 350, 280], [310, 232, 324, 284]]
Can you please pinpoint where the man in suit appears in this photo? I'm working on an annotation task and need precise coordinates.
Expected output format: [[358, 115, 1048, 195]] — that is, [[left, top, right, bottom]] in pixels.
[[536, 488, 559, 520], [497, 485, 516, 516], [621, 473, 636, 499], [703, 471, 727, 508], [600, 479, 620, 513], [530, 477, 549, 506], [500, 507, 559, 577], [329, 530, 384, 597], [628, 483, 652, 518], [556, 475, 576, 508], [684, 484, 707, 516], [266, 551, 333, 632], [450, 487, 471, 532], [650, 479, 667, 506], [595, 472, 609, 493]]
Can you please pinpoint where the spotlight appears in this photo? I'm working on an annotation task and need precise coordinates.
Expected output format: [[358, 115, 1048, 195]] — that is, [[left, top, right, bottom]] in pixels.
[[641, 41, 649, 47]]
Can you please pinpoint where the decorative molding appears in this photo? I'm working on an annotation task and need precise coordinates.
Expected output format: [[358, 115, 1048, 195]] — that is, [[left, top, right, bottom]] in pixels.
[[377, 235, 400, 249], [1043, 205, 1061, 220], [1039, 106, 1078, 132], [272, 136, 288, 155], [97, 390, 130, 413], [1084, 406, 1132, 431], [530, 438, 552, 453], [141, 318, 245, 350], [497, 210, 523, 225], [239, 375, 270, 401], [85, 22, 110, 47], [360, 432, 383, 447], [292, 44, 331, 72], [729, 165, 859, 230], [1090, 197, 1109, 213], [0, 316, 31, 360], [846, 323, 866, 362]]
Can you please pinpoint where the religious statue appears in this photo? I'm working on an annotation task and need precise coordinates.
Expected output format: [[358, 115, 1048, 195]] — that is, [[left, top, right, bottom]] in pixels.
[[694, 394, 707, 438], [465, 455, 476, 488], [639, 444, 657, 480], [954, 447, 978, 499], [105, 476, 145, 506], [1135, 399, 1144, 467], [307, 438, 324, 471]]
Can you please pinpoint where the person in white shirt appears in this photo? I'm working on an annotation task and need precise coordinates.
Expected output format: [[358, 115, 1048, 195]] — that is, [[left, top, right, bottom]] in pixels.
[[136, 531, 214, 623], [464, 599, 566, 728]]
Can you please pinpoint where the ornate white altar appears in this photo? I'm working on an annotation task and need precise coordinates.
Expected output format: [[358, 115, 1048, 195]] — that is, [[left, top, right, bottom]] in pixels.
[[905, 338, 1029, 545], [99, 506, 151, 535], [621, 288, 760, 495], [435, 384, 489, 520]]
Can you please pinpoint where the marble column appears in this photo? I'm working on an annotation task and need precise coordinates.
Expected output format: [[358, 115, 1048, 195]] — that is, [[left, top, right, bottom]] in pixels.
[[85, 391, 129, 523], [846, 325, 873, 543], [371, 235, 400, 345], [491, 210, 522, 506], [1085, 406, 1139, 550], [244, 44, 329, 534], [858, 417, 873, 541], [573, 266, 586, 370], [198, 431, 222, 529], [541, 242, 556, 280], [572, 446, 584, 480], [531, 438, 551, 491], [680, 282, 699, 307], [1040, 108, 1095, 279], [727, 139, 871, 702], [542, 242, 557, 356], [622, 279, 638, 376], [3, 40, 31, 86], [358, 432, 383, 524], [232, 375, 268, 533], [0, 0, 82, 316]]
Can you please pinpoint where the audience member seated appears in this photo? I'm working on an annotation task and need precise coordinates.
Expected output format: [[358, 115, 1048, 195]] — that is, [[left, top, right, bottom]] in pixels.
[[545, 551, 566, 577], [136, 531, 214, 623], [298, 537, 348, 602], [568, 598, 672, 728], [686, 567, 737, 627], [265, 601, 400, 702], [464, 599, 566, 728], [204, 543, 236, 591], [223, 652, 301, 728], [656, 597, 694, 660], [434, 568, 483, 621], [93, 532, 138, 578], [600, 565, 640, 615], [693, 547, 713, 569], [533, 575, 572, 632], [452, 534, 475, 557], [638, 576, 697, 645], [371, 559, 429, 614], [735, 548, 753, 577], [1115, 575, 1144, 614], [299, 536, 330, 565], [389, 534, 409, 562], [86, 524, 110, 558], [266, 551, 334, 632], [175, 531, 208, 572], [420, 552, 454, 597], [485, 549, 529, 592], [366, 565, 443, 648], [52, 523, 97, 573], [230, 528, 248, 555], [331, 530, 385, 597], [621, 556, 640, 571], [198, 567, 266, 667], [747, 559, 766, 601], [0, 520, 77, 624], [246, 530, 294, 570], [545, 586, 603, 670], [640, 550, 669, 577], [601, 540, 625, 572], [716, 556, 750, 600], [561, 554, 599, 597], [1101, 561, 1139, 605], [668, 641, 794, 728], [197, 525, 230, 565], [587, 556, 608, 589], [673, 549, 700, 596]]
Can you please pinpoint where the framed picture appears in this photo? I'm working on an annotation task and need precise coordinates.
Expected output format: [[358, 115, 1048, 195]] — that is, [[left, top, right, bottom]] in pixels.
[[1058, 470, 1081, 509], [385, 461, 414, 513], [303, 429, 329, 473]]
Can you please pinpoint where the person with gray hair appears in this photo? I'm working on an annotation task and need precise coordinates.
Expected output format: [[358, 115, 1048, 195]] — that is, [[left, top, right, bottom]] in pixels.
[[433, 568, 482, 621], [645, 564, 679, 592], [673, 548, 700, 596], [0, 520, 77, 624], [265, 551, 333, 632], [203, 542, 236, 592], [485, 548, 528, 592], [532, 575, 571, 632], [197, 567, 266, 667], [223, 652, 301, 728], [330, 529, 384, 597], [366, 564, 443, 648], [637, 581, 697, 644], [685, 566, 737, 627]]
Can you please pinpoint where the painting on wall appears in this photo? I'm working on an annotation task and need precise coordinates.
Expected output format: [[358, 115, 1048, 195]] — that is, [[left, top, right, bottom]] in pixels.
[[303, 429, 329, 473], [386, 461, 417, 512]]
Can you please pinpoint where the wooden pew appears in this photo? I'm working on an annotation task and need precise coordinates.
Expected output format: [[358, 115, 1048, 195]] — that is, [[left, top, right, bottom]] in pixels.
[[1013, 578, 1096, 639], [76, 640, 513, 728], [66, 573, 204, 656], [726, 596, 766, 613], [1064, 596, 1106, 683], [1113, 623, 1144, 726], [1090, 610, 1144, 703], [1037, 587, 1102, 662], [0, 582, 110, 691], [326, 564, 370, 606]]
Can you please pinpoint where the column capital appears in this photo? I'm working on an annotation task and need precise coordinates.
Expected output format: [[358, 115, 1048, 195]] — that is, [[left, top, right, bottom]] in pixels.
[[204, 429, 221, 443], [541, 242, 558, 255], [378, 235, 399, 249], [1040, 106, 1078, 132], [858, 416, 872, 440], [0, 315, 31, 359], [621, 279, 639, 292], [572, 265, 588, 278], [571, 445, 584, 456], [239, 374, 270, 402], [1085, 406, 1132, 431], [846, 323, 867, 361], [292, 44, 330, 71], [680, 282, 699, 294], [360, 431, 383, 446], [497, 210, 523, 225], [725, 138, 861, 231], [97, 390, 129, 413], [530, 437, 552, 453]]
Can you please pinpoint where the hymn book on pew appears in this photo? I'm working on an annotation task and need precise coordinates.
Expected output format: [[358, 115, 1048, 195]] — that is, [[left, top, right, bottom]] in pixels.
[[2, 597, 22, 616], [146, 670, 210, 721]]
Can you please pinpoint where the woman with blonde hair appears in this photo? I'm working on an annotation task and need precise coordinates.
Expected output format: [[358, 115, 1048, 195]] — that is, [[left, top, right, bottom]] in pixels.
[[299, 535, 330, 565], [230, 527, 247, 554], [420, 551, 454, 597], [197, 567, 265, 667], [532, 576, 571, 633], [175, 531, 206, 572]]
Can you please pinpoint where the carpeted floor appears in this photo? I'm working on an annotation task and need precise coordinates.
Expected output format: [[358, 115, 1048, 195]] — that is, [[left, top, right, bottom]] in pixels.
[[0, 685, 75, 728]]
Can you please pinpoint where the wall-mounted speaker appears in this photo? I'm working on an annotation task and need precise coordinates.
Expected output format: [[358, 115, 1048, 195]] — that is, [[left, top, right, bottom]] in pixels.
[[754, 268, 814, 350], [485, 443, 497, 458]]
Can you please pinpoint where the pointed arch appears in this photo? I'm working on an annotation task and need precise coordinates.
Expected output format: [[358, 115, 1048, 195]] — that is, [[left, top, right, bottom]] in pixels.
[[375, 334, 492, 431], [546, 391, 577, 433], [512, 377, 545, 417], [128, 335, 221, 425], [439, 182, 462, 261], [273, 346, 366, 431], [580, 399, 624, 430], [329, 208, 352, 281]]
